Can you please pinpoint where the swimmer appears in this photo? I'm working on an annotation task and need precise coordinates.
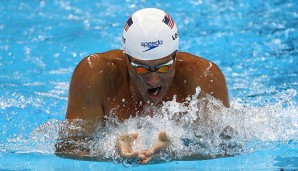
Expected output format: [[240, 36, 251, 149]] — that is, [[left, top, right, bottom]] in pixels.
[[55, 8, 230, 164]]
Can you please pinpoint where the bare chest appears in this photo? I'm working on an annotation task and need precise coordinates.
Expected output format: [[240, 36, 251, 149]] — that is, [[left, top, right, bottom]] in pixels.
[[103, 93, 143, 122]]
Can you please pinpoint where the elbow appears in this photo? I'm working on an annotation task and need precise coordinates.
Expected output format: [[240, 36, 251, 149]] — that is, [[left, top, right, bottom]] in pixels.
[[54, 141, 69, 159]]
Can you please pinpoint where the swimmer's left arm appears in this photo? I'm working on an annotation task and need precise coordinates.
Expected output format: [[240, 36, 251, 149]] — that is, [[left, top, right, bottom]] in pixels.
[[192, 60, 230, 108], [206, 62, 230, 108], [138, 131, 219, 164]]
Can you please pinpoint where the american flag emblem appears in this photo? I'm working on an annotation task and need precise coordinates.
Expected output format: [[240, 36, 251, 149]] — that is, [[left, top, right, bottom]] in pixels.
[[124, 16, 133, 32], [162, 13, 174, 29]]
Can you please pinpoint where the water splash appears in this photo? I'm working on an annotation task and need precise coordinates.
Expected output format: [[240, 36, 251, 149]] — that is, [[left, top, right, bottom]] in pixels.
[[1, 88, 297, 165]]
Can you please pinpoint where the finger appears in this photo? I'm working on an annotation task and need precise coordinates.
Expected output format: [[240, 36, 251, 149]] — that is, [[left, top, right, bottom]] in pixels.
[[117, 142, 138, 158], [117, 133, 139, 156], [127, 133, 138, 141], [131, 133, 139, 139], [144, 149, 153, 157], [129, 151, 139, 158], [137, 153, 146, 160], [139, 156, 152, 165], [146, 132, 170, 156], [118, 133, 139, 141], [139, 149, 151, 157], [158, 131, 169, 141], [123, 151, 139, 159]]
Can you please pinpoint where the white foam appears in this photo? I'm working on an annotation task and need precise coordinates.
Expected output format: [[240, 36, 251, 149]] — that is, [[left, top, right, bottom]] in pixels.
[[2, 88, 297, 165]]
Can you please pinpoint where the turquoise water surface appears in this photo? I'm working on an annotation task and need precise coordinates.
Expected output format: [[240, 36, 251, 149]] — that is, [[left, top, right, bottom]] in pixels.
[[1, 0, 298, 170]]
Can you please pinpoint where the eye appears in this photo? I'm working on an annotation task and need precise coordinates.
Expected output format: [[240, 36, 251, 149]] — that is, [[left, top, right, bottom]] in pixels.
[[135, 67, 149, 74], [157, 65, 171, 73]]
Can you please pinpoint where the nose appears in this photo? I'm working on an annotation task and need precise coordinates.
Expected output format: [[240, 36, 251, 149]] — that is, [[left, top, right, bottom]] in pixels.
[[146, 72, 161, 87]]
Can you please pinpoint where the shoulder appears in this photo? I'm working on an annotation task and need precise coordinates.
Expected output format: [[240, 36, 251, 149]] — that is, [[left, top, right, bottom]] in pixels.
[[175, 52, 226, 91], [76, 50, 125, 71], [71, 50, 128, 86], [176, 52, 210, 67], [176, 52, 223, 76], [175, 52, 229, 107], [72, 50, 128, 78]]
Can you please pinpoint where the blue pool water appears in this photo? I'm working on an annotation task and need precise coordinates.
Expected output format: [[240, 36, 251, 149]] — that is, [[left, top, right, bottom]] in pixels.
[[1, 0, 298, 170]]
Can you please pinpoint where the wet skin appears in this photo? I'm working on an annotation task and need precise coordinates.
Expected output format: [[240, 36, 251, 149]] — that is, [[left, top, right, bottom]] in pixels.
[[55, 50, 230, 164], [127, 52, 176, 106]]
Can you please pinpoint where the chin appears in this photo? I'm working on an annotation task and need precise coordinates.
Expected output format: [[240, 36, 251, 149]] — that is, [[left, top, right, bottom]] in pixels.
[[147, 98, 162, 106], [144, 88, 165, 105]]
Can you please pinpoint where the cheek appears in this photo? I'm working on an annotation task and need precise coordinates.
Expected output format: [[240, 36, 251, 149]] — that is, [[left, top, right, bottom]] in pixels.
[[162, 71, 175, 86], [170, 69, 175, 77], [165, 69, 175, 80], [129, 70, 145, 84], [128, 68, 138, 79]]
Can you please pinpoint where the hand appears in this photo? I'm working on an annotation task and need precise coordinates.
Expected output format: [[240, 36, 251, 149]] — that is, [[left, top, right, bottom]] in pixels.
[[139, 131, 170, 164], [116, 133, 145, 162]]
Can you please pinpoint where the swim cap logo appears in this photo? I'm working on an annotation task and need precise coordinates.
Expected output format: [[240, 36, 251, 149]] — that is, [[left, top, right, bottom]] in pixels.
[[122, 36, 126, 44], [141, 40, 163, 52], [172, 33, 178, 40]]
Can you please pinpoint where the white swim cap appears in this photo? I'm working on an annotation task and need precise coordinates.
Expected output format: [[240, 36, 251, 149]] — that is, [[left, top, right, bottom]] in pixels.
[[122, 8, 179, 60]]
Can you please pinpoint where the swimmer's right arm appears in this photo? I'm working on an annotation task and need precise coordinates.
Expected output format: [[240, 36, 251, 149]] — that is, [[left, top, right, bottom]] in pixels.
[[55, 56, 106, 160], [55, 135, 98, 161], [54, 120, 105, 160]]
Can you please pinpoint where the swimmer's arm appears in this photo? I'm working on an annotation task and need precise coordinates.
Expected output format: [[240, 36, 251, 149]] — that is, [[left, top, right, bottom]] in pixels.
[[55, 136, 115, 162], [55, 56, 106, 160], [207, 63, 229, 107], [143, 127, 237, 164], [172, 153, 232, 161], [171, 126, 238, 162], [140, 151, 232, 164], [54, 119, 106, 161], [55, 136, 99, 161], [138, 131, 224, 164], [144, 146, 234, 163], [192, 60, 230, 108], [66, 55, 105, 121]]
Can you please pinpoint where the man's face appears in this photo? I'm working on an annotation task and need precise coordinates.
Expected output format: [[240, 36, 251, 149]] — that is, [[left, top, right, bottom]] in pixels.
[[127, 52, 177, 105]]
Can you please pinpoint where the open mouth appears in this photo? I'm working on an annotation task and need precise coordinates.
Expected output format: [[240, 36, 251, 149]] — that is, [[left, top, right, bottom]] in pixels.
[[147, 86, 162, 97]]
